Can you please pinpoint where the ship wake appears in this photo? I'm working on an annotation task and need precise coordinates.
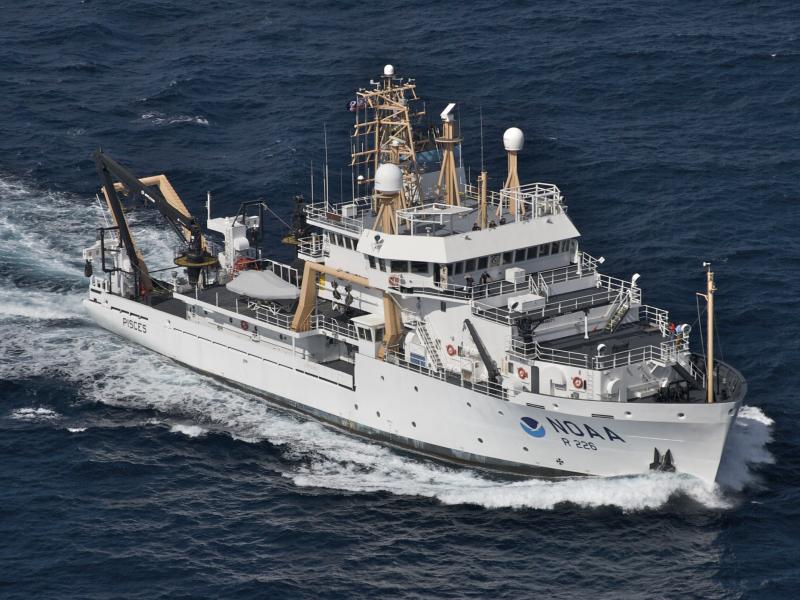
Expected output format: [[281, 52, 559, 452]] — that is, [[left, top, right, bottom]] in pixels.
[[0, 176, 774, 512]]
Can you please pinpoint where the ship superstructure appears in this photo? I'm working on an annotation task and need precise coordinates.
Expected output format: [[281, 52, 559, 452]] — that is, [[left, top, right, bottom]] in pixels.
[[82, 66, 746, 483]]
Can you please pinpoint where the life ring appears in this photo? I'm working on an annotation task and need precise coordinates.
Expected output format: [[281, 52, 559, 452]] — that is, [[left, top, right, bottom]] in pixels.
[[446, 344, 457, 356], [517, 367, 528, 380], [572, 376, 584, 389], [388, 275, 400, 287], [240, 320, 249, 331]]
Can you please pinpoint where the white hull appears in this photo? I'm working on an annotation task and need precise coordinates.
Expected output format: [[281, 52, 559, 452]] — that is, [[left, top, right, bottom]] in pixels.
[[85, 290, 742, 484]]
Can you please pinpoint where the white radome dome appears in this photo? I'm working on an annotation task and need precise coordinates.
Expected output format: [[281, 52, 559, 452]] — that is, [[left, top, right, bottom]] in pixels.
[[503, 127, 524, 152], [374, 163, 403, 194], [383, 64, 395, 76]]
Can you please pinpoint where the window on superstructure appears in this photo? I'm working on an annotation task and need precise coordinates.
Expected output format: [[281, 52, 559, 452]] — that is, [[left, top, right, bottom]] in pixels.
[[391, 260, 408, 273], [477, 256, 488, 269], [465, 258, 476, 272], [411, 261, 428, 274], [550, 242, 560, 254], [526, 246, 538, 260], [375, 327, 384, 342], [378, 259, 387, 272], [515, 249, 526, 262], [454, 262, 464, 275], [345, 237, 353, 250], [368, 255, 376, 269], [539, 243, 551, 257], [559, 240, 569, 253], [502, 251, 514, 265]]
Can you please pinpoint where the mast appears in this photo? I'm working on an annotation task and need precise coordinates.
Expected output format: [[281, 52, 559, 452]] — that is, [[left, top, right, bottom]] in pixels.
[[697, 262, 717, 403], [435, 103, 461, 206], [704, 263, 716, 403]]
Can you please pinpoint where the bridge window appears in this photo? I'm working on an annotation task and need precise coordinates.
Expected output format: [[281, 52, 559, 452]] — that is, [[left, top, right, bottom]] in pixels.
[[515, 249, 526, 262], [454, 262, 464, 275], [526, 246, 539, 260], [465, 258, 476, 272], [378, 259, 387, 272], [539, 243, 551, 257], [411, 261, 428, 274], [550, 242, 559, 254], [477, 256, 488, 269], [502, 251, 514, 264], [368, 255, 376, 269], [391, 260, 409, 273]]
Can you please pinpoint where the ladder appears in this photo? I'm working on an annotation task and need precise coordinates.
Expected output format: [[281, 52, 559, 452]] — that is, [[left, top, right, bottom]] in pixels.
[[413, 320, 444, 371], [605, 291, 631, 332]]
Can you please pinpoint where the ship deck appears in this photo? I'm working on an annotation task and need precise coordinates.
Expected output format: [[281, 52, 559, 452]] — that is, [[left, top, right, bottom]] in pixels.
[[542, 321, 663, 356]]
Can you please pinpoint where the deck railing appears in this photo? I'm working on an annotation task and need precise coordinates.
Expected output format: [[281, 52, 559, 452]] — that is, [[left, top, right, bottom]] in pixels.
[[473, 271, 640, 325], [462, 182, 565, 220], [509, 335, 689, 372], [305, 199, 372, 234], [384, 351, 508, 401], [297, 234, 329, 260]]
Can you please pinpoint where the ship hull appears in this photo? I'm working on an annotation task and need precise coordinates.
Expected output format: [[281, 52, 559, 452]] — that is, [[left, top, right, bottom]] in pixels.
[[84, 291, 744, 484]]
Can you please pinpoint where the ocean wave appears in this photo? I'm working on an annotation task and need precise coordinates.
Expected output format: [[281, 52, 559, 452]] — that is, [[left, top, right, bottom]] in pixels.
[[169, 423, 208, 438], [10, 407, 61, 421], [139, 112, 209, 127]]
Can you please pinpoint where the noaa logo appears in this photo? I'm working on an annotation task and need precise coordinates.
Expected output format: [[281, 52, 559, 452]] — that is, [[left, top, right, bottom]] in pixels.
[[520, 417, 546, 438]]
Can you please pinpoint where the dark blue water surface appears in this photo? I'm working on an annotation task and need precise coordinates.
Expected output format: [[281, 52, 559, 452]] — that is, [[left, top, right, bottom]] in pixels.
[[1, 1, 799, 598]]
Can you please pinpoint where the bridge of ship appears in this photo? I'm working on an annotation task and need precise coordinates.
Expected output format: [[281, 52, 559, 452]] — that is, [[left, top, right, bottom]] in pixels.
[[304, 182, 565, 238]]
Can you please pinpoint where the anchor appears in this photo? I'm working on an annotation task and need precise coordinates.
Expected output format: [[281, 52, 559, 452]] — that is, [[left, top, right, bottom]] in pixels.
[[649, 448, 676, 473]]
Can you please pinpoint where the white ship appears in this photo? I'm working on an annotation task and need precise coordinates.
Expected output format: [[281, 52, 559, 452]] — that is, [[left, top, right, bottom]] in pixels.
[[82, 66, 746, 484]]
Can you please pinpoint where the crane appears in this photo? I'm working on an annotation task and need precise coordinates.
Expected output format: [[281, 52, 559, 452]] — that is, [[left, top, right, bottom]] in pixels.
[[93, 149, 218, 298]]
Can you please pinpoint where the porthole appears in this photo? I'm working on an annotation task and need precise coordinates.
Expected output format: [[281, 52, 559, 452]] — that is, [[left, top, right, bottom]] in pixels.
[[412, 421, 417, 427], [523, 446, 529, 452], [380, 375, 385, 381], [414, 386, 418, 392], [677, 412, 686, 419], [376, 411, 381, 417], [553, 403, 559, 409], [477, 438, 484, 444], [728, 408, 735, 415], [466, 402, 472, 408], [354, 404, 358, 410], [498, 410, 504, 416], [625, 411, 632, 418]]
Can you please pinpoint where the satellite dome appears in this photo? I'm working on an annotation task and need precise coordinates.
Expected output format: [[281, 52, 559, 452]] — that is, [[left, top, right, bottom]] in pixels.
[[503, 127, 524, 152], [383, 64, 395, 76], [374, 163, 403, 194]]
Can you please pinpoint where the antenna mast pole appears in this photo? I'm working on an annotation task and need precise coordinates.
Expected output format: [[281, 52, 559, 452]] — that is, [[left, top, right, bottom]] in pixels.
[[698, 262, 717, 403], [324, 124, 330, 209]]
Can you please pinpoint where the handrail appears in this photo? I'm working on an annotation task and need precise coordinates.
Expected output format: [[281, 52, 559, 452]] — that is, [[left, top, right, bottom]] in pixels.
[[305, 202, 368, 234], [384, 351, 508, 401], [510, 330, 690, 372], [312, 314, 358, 340], [297, 234, 328, 260]]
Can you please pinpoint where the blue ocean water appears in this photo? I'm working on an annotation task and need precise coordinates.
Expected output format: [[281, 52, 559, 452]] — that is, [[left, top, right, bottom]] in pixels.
[[0, 1, 798, 598]]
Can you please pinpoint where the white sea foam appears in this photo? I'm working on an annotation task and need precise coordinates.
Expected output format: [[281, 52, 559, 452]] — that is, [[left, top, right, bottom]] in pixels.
[[140, 112, 209, 127], [716, 405, 774, 492], [10, 407, 61, 421], [67, 427, 87, 433], [0, 286, 86, 321], [169, 423, 208, 438]]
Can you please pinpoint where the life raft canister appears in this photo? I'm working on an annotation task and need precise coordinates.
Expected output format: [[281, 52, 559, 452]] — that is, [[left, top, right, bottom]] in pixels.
[[517, 367, 528, 380], [572, 376, 585, 389], [446, 344, 457, 356], [241, 320, 249, 331]]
